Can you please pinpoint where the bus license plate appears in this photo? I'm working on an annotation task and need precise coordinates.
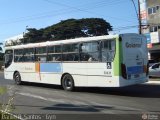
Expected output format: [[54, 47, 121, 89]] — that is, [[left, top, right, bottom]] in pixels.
[[134, 74, 139, 78]]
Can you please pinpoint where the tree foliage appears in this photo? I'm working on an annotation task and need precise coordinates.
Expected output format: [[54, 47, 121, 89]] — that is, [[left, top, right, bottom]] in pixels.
[[21, 18, 112, 43]]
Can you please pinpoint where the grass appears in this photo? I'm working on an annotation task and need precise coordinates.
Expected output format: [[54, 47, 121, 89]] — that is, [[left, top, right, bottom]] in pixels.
[[0, 86, 18, 120], [0, 87, 7, 95], [0, 111, 18, 120]]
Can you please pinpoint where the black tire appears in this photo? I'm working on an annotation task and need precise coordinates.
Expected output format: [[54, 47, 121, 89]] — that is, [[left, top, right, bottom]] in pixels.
[[62, 74, 74, 91], [14, 72, 22, 85]]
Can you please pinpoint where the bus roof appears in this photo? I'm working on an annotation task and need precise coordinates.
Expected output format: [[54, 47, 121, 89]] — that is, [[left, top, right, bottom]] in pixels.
[[4, 33, 141, 50]]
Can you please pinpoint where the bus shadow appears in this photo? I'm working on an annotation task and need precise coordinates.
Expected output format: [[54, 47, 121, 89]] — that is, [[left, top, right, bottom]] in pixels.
[[21, 82, 160, 98], [75, 84, 160, 98], [42, 103, 139, 113]]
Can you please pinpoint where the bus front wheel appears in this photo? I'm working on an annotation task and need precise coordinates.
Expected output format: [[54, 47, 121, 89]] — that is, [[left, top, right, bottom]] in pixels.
[[62, 74, 74, 91], [14, 72, 22, 85]]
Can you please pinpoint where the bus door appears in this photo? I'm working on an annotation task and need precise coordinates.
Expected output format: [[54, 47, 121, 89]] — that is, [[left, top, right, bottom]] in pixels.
[[5, 50, 13, 69], [4, 50, 13, 79]]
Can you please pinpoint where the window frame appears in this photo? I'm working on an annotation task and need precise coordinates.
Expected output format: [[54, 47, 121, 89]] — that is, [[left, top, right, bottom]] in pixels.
[[23, 48, 35, 62], [14, 49, 24, 62], [35, 46, 47, 62], [101, 39, 116, 62], [11, 38, 117, 63], [5, 49, 13, 68], [47, 45, 62, 62], [62, 43, 80, 62], [79, 41, 101, 62], [150, 26, 158, 32], [148, 6, 159, 15]]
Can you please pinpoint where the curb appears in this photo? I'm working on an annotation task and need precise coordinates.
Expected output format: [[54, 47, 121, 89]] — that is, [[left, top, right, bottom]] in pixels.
[[149, 79, 160, 81], [147, 81, 160, 84]]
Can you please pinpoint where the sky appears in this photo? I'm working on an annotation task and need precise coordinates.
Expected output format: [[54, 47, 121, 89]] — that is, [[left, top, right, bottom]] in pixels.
[[0, 0, 139, 43]]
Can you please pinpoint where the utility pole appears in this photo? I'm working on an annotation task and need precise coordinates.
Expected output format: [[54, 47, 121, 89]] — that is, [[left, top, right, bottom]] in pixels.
[[131, 0, 142, 34], [138, 0, 142, 34]]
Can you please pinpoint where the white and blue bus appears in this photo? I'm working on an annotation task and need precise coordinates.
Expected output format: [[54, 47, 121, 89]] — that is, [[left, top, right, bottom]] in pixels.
[[4, 33, 148, 91]]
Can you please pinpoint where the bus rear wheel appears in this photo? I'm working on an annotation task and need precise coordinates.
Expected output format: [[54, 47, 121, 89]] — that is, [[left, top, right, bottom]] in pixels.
[[14, 72, 22, 85], [62, 74, 74, 91]]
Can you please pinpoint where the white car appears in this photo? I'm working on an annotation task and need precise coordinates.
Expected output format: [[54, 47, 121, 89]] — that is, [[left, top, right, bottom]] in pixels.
[[148, 59, 156, 67], [149, 62, 160, 77]]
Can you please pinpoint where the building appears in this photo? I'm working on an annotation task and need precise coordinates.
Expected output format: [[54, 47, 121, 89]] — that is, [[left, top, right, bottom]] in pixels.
[[140, 0, 160, 61]]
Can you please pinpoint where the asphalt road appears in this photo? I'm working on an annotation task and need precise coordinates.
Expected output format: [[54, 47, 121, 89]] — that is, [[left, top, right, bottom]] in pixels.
[[0, 72, 160, 120]]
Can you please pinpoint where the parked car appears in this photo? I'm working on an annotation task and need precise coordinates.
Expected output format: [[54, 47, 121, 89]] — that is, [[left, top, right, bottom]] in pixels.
[[149, 62, 160, 77], [148, 59, 156, 67]]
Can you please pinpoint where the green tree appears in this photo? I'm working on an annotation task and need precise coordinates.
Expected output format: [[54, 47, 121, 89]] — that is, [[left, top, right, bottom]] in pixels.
[[22, 28, 44, 43], [44, 19, 87, 40], [80, 18, 112, 36], [21, 18, 112, 43], [0, 43, 4, 61]]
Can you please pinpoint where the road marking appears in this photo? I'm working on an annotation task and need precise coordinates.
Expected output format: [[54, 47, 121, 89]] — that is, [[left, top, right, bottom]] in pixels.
[[18, 92, 90, 106], [18, 92, 47, 100], [18, 92, 66, 103], [17, 92, 144, 114]]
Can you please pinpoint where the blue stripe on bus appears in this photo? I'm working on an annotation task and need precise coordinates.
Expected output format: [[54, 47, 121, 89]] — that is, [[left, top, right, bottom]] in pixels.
[[127, 66, 143, 74], [40, 63, 62, 72]]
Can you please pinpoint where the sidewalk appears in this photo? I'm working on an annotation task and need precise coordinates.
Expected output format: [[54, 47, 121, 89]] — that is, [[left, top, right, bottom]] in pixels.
[[148, 78, 160, 84], [149, 77, 160, 81], [147, 81, 160, 84]]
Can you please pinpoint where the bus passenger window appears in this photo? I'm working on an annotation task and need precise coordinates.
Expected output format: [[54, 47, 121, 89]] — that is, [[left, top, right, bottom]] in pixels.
[[23, 48, 35, 62], [48, 45, 62, 62], [80, 42, 99, 62], [62, 43, 79, 62], [48, 54, 62, 61], [14, 49, 23, 62], [80, 53, 89, 61], [38, 57, 46, 62], [102, 39, 116, 62], [35, 47, 47, 62]]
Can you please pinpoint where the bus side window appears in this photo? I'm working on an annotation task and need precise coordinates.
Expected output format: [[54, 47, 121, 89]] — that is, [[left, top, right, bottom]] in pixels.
[[101, 39, 116, 62], [62, 43, 79, 62], [80, 53, 89, 61], [48, 45, 62, 62], [14, 49, 23, 62], [23, 48, 35, 62], [35, 47, 47, 62], [80, 42, 99, 62]]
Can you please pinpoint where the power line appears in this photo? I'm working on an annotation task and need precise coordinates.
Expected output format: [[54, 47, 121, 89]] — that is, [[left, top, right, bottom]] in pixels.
[[1, 0, 136, 23], [114, 25, 139, 29], [0, 0, 137, 25], [43, 0, 137, 22], [113, 25, 138, 30], [0, 0, 138, 32], [0, 0, 125, 22], [130, 0, 139, 20]]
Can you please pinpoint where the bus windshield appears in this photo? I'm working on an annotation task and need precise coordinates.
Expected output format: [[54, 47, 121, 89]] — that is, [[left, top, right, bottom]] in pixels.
[[5, 50, 13, 68]]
